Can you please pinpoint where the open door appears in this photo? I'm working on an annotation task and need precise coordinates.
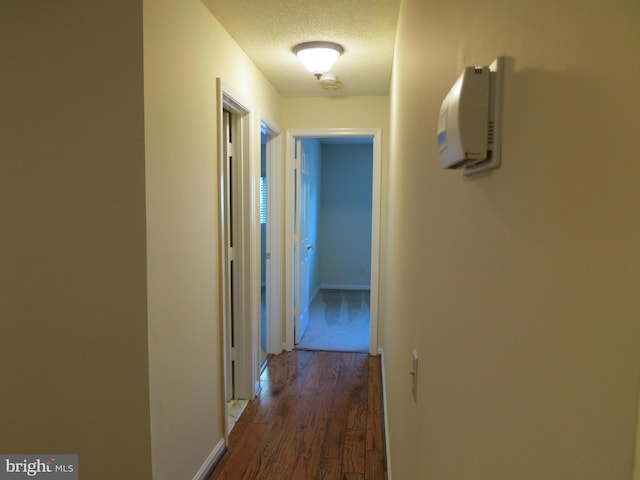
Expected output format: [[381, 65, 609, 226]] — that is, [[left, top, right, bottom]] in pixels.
[[285, 128, 382, 354], [218, 80, 255, 438], [221, 109, 237, 404], [260, 126, 268, 367], [293, 139, 312, 344]]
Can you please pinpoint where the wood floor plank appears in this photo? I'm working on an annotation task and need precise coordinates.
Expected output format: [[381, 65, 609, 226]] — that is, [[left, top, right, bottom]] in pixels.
[[367, 356, 382, 416], [290, 386, 332, 478], [321, 365, 357, 459], [347, 360, 369, 430], [302, 350, 328, 389], [316, 457, 342, 480], [365, 450, 385, 480], [282, 350, 316, 396], [319, 351, 345, 387], [227, 401, 260, 449], [208, 423, 268, 480], [262, 387, 320, 479], [366, 356, 384, 451], [208, 351, 387, 480], [320, 387, 350, 459], [237, 395, 295, 480], [342, 428, 366, 473], [366, 410, 384, 453]]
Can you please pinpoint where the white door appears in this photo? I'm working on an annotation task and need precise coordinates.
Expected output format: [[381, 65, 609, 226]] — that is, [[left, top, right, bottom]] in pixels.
[[222, 109, 238, 402], [294, 139, 312, 344], [220, 97, 252, 406]]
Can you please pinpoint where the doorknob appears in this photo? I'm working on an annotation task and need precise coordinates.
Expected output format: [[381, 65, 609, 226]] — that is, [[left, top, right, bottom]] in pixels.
[[306, 244, 315, 250]]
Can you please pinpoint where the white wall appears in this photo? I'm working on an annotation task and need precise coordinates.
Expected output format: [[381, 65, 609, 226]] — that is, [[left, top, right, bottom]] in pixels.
[[1, 2, 152, 478], [143, 0, 282, 478], [320, 143, 373, 289], [384, 0, 640, 478]]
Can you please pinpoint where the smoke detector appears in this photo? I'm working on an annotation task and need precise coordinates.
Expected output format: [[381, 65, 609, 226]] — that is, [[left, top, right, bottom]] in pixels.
[[319, 73, 342, 90]]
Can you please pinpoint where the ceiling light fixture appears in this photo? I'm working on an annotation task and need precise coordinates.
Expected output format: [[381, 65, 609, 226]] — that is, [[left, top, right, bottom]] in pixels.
[[293, 41, 344, 79]]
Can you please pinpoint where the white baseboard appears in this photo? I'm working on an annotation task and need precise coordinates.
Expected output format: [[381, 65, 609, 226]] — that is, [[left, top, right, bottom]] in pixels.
[[192, 437, 226, 480], [310, 285, 321, 303], [379, 348, 392, 480], [320, 284, 371, 291]]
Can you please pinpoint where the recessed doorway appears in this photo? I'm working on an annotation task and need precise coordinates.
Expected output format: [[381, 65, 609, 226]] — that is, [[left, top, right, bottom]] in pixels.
[[217, 80, 254, 438], [259, 119, 283, 366], [285, 129, 382, 355]]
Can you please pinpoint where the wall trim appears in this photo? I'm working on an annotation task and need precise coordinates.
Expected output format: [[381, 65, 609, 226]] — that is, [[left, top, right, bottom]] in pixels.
[[310, 285, 321, 303], [193, 438, 226, 480], [379, 348, 392, 480], [217, 78, 256, 433], [632, 379, 640, 480], [285, 128, 382, 355], [320, 284, 371, 291], [260, 115, 284, 356]]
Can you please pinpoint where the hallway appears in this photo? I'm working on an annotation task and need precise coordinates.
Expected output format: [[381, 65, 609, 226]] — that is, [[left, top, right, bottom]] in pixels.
[[209, 350, 386, 479]]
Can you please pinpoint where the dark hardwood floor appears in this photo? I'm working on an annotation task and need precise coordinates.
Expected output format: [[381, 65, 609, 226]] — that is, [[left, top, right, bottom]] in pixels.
[[208, 350, 387, 480]]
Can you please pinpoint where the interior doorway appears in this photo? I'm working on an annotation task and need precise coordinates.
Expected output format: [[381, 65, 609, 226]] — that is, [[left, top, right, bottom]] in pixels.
[[217, 81, 284, 443], [260, 127, 269, 367], [285, 129, 382, 355], [260, 119, 283, 367], [217, 80, 254, 437]]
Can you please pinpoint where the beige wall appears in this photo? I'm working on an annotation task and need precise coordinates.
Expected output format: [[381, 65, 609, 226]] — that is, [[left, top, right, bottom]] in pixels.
[[282, 96, 390, 348], [0, 2, 152, 478], [283, 96, 390, 130], [385, 0, 640, 478], [143, 0, 282, 478]]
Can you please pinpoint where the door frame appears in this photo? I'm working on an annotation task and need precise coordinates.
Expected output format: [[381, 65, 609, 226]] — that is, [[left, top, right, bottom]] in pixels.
[[216, 79, 255, 439], [259, 115, 283, 358], [284, 128, 382, 355]]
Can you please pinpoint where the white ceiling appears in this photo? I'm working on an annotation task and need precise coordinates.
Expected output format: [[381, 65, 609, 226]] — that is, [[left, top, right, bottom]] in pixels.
[[201, 0, 401, 98]]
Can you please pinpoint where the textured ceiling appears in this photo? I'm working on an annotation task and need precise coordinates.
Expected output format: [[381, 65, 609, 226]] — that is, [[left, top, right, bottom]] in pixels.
[[202, 0, 401, 97]]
